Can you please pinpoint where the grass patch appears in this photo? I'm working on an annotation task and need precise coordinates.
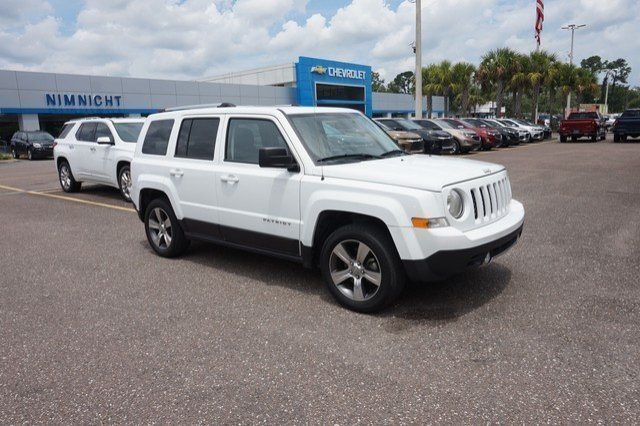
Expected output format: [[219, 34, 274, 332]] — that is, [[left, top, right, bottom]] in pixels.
[[0, 153, 13, 160]]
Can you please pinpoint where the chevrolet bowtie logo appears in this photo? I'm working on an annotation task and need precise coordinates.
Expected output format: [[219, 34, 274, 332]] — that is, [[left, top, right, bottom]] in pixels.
[[310, 65, 327, 74]]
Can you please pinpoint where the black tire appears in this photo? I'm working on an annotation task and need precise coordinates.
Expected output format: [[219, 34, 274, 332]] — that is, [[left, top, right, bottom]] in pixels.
[[144, 198, 190, 258], [117, 164, 132, 202], [613, 134, 620, 142], [11, 147, 19, 159], [320, 223, 405, 313], [58, 160, 81, 193], [452, 140, 460, 155], [560, 135, 567, 143], [622, 135, 627, 142], [591, 133, 597, 142], [27, 148, 34, 160], [571, 136, 577, 142]]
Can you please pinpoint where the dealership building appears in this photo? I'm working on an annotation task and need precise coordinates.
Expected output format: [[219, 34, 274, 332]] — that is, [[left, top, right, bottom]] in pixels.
[[0, 56, 443, 140]]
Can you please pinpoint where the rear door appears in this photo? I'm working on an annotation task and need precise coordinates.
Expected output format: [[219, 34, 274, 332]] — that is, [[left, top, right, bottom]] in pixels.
[[73, 123, 97, 178], [215, 115, 302, 257], [169, 116, 222, 233]]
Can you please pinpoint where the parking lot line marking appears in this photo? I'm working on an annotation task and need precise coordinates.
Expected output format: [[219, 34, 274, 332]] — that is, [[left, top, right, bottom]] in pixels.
[[0, 183, 136, 213]]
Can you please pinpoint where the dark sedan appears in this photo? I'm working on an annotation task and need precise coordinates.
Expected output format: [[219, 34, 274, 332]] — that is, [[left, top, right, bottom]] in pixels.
[[10, 131, 55, 160], [374, 118, 455, 155]]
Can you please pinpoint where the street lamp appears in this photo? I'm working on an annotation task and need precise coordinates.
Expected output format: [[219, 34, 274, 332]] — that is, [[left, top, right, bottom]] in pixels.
[[561, 23, 586, 117], [603, 69, 613, 114], [409, 0, 422, 119]]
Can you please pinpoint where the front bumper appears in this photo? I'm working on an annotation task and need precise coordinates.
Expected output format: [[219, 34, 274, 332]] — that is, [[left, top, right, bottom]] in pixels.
[[402, 223, 523, 282], [32, 147, 54, 157]]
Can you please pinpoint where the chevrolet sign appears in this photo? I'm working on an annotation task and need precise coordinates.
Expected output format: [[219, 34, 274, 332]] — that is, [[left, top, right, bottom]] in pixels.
[[311, 65, 365, 80]]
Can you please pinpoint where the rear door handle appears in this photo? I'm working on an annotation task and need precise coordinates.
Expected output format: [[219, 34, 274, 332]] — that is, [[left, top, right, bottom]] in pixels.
[[170, 169, 184, 177], [220, 174, 239, 184], [90, 147, 96, 152]]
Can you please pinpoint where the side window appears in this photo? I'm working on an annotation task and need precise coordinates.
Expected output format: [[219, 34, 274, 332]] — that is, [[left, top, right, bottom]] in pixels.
[[225, 118, 288, 164], [175, 118, 219, 160], [58, 124, 74, 139], [76, 123, 97, 142], [95, 123, 113, 142], [142, 119, 174, 155]]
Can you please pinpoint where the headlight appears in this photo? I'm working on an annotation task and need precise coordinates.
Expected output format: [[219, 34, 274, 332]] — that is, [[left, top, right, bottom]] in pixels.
[[463, 132, 476, 137], [447, 189, 464, 219], [33, 143, 42, 148]]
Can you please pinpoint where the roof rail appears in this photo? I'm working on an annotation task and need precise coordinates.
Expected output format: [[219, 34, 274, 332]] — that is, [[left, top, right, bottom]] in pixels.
[[161, 103, 236, 112]]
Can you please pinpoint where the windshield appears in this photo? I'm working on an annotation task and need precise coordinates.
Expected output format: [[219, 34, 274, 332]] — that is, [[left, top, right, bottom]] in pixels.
[[114, 123, 144, 143], [621, 110, 640, 118], [288, 113, 400, 164], [28, 132, 54, 142], [514, 119, 535, 126], [462, 118, 487, 128], [433, 119, 456, 130], [395, 119, 423, 130], [416, 120, 441, 130], [486, 119, 505, 128], [500, 119, 518, 126]]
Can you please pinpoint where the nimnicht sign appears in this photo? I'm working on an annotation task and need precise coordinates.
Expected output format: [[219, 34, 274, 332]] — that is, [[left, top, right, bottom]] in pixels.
[[45, 93, 123, 108]]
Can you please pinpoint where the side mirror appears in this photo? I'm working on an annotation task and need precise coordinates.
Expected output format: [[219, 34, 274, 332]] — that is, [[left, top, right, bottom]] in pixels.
[[258, 147, 299, 172], [97, 136, 113, 145]]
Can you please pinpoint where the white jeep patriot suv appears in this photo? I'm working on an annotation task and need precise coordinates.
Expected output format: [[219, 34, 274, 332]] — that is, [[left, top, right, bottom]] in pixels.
[[131, 106, 524, 312], [54, 117, 145, 201]]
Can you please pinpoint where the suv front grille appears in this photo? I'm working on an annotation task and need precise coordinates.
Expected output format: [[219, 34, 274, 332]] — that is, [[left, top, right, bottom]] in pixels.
[[468, 176, 511, 222]]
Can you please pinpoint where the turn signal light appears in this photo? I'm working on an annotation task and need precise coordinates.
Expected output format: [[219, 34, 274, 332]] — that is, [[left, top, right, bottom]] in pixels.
[[411, 217, 429, 228], [411, 217, 448, 229]]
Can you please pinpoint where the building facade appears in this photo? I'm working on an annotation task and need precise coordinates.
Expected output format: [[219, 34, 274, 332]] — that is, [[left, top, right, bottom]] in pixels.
[[0, 56, 443, 141]]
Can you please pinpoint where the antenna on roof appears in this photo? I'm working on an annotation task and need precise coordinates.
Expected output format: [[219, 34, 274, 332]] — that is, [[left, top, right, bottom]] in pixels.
[[160, 102, 236, 112]]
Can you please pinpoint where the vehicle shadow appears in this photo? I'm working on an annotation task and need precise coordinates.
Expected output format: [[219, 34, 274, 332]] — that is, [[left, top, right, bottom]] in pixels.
[[144, 240, 511, 324], [78, 184, 126, 202]]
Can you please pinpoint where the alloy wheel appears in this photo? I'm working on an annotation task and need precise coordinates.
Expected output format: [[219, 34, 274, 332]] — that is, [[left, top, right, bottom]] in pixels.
[[120, 169, 132, 201], [59, 164, 72, 190], [329, 239, 382, 302], [148, 207, 173, 249]]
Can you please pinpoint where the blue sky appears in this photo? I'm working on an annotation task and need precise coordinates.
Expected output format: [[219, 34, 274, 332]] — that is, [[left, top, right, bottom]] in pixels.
[[0, 0, 637, 86]]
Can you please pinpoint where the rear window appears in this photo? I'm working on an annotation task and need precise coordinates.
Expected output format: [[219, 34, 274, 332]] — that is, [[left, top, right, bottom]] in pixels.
[[621, 110, 640, 118], [568, 112, 599, 119], [76, 123, 97, 142], [142, 120, 174, 155], [58, 124, 74, 139], [114, 123, 144, 143], [175, 118, 219, 160]]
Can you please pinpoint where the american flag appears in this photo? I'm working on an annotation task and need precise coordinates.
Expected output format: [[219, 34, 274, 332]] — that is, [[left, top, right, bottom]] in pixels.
[[535, 0, 544, 46]]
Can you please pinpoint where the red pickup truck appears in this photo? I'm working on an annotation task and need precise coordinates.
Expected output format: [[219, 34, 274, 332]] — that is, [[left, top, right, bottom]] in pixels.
[[559, 112, 606, 142]]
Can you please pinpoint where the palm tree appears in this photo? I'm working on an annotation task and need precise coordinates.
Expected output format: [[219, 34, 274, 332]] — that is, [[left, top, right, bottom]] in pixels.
[[575, 68, 599, 104], [433, 60, 454, 116], [422, 64, 439, 118], [476, 47, 518, 117], [509, 53, 530, 118], [451, 62, 476, 115], [528, 50, 558, 122]]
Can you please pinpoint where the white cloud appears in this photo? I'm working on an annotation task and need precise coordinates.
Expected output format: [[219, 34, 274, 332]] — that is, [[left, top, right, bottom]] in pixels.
[[0, 0, 637, 86]]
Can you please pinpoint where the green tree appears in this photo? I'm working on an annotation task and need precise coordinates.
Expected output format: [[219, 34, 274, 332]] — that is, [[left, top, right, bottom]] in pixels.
[[451, 62, 476, 115], [387, 71, 414, 94], [432, 60, 455, 116], [476, 47, 518, 117], [509, 53, 530, 117], [528, 50, 558, 122], [372, 71, 387, 93], [422, 65, 439, 118]]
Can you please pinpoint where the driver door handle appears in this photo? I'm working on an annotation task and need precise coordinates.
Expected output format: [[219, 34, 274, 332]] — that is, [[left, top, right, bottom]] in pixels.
[[169, 169, 184, 177], [220, 174, 239, 184]]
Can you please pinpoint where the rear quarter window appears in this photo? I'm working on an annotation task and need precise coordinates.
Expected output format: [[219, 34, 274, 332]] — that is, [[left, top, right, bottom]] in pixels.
[[142, 119, 174, 155], [58, 124, 75, 139]]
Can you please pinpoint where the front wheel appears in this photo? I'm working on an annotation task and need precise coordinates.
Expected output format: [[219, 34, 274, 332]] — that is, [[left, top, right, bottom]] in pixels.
[[560, 135, 567, 143], [591, 133, 597, 142], [144, 198, 190, 258], [118, 165, 132, 202], [58, 160, 81, 192], [12, 147, 19, 159], [28, 148, 34, 160], [451, 140, 460, 155], [613, 134, 620, 142], [320, 224, 405, 313]]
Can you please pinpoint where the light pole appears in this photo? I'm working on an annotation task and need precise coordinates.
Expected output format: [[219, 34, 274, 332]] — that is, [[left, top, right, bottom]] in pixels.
[[412, 0, 422, 119], [603, 69, 613, 114], [561, 23, 586, 117]]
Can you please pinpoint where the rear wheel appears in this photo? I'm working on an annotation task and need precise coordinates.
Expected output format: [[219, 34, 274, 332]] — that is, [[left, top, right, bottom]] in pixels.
[[118, 165, 132, 202], [591, 133, 597, 142], [58, 160, 81, 192], [320, 223, 405, 313], [560, 135, 567, 143], [144, 198, 190, 258], [613, 134, 620, 142]]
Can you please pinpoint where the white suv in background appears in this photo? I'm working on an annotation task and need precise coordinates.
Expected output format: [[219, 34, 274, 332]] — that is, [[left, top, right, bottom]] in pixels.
[[54, 118, 145, 201], [130, 106, 525, 312]]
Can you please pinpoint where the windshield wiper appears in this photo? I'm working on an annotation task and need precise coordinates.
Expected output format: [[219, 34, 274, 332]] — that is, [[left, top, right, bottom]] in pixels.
[[380, 149, 405, 157], [317, 153, 381, 163]]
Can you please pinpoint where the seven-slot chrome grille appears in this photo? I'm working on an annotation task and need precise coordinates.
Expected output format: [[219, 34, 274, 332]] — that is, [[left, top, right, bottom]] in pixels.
[[469, 176, 511, 223]]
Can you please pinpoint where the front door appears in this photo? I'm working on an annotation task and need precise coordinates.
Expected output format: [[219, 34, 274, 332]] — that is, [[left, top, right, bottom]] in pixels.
[[216, 116, 302, 257]]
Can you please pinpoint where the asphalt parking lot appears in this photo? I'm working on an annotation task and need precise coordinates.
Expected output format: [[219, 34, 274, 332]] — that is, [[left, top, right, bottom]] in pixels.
[[1, 136, 639, 423]]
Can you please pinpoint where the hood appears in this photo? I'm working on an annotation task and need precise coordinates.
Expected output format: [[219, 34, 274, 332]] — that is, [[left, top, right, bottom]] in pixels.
[[427, 130, 453, 139], [320, 155, 505, 192], [387, 130, 421, 140]]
